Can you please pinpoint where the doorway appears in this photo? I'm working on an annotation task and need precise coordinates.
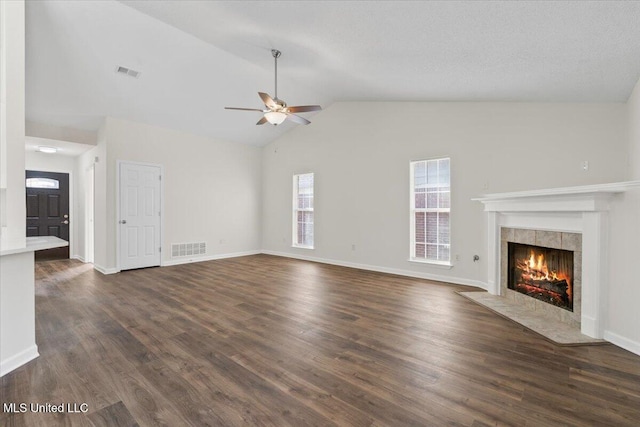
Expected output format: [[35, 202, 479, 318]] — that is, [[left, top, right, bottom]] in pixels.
[[26, 170, 70, 260]]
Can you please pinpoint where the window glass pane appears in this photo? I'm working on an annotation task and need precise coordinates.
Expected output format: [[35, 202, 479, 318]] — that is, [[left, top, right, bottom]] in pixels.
[[426, 160, 438, 186], [415, 243, 426, 258], [438, 158, 450, 185], [439, 191, 450, 209], [415, 212, 425, 243], [438, 212, 450, 244], [414, 162, 426, 188], [26, 177, 59, 189], [426, 244, 438, 259], [426, 212, 437, 243], [426, 192, 438, 208], [415, 192, 426, 209]]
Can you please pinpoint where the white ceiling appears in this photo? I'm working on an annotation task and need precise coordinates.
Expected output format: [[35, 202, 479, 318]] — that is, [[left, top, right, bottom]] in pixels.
[[25, 1, 640, 147]]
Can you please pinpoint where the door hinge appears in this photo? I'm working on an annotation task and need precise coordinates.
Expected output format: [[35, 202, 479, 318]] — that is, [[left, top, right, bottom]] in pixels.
[[159, 175, 162, 181], [159, 247, 162, 253]]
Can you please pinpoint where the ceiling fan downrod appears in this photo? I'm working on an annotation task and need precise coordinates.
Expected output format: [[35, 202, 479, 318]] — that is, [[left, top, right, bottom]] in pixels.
[[272, 49, 281, 101]]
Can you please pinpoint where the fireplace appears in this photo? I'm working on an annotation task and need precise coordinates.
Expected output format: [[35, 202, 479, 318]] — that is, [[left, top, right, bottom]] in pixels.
[[475, 182, 639, 339], [508, 242, 574, 311]]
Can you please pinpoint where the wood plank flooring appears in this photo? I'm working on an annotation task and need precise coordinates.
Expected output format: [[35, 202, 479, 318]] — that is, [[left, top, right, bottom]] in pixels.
[[1, 254, 640, 426]]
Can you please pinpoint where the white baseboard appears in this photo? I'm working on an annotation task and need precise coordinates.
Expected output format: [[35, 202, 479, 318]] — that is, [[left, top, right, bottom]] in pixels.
[[604, 330, 640, 356], [261, 250, 487, 289], [162, 250, 262, 267], [71, 254, 86, 263], [93, 264, 120, 275], [0, 345, 39, 377]]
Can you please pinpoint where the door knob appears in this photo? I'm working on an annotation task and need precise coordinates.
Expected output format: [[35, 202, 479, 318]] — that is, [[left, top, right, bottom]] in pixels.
[[119, 220, 127, 224], [62, 220, 69, 225]]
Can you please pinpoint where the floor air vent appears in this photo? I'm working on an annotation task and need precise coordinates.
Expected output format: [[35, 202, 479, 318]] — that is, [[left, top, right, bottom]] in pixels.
[[171, 242, 206, 258]]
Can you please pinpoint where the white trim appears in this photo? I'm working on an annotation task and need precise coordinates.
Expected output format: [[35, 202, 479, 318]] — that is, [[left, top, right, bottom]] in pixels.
[[161, 250, 262, 267], [408, 258, 453, 269], [25, 168, 75, 258], [94, 264, 119, 275], [116, 160, 164, 271], [71, 254, 86, 263], [292, 172, 314, 248], [409, 157, 452, 263], [262, 250, 487, 289], [291, 244, 314, 250], [474, 181, 640, 201], [604, 330, 640, 357], [0, 345, 38, 377]]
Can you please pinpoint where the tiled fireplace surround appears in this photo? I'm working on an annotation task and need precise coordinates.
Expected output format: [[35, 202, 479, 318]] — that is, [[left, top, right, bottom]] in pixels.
[[500, 228, 582, 329], [475, 182, 639, 339]]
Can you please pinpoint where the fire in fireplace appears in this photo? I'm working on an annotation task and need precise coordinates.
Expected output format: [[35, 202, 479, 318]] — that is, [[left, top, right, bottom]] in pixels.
[[507, 242, 574, 311]]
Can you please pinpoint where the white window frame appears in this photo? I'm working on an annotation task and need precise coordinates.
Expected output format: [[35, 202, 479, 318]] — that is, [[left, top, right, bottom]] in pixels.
[[292, 173, 314, 249], [409, 158, 452, 266]]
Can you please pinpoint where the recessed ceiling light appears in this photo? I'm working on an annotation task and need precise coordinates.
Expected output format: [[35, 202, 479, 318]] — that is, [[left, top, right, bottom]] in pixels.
[[37, 146, 58, 154]]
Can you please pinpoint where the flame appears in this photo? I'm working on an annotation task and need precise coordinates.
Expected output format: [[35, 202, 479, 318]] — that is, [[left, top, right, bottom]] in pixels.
[[517, 250, 571, 301]]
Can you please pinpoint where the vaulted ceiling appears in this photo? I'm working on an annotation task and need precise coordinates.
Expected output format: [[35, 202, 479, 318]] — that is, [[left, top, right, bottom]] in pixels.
[[26, 1, 640, 146]]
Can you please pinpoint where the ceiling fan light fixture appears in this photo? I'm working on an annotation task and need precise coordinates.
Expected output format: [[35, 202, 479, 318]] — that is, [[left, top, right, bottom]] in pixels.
[[264, 111, 287, 125]]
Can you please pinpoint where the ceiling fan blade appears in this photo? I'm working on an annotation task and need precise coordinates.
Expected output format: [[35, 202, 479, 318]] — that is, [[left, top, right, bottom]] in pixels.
[[256, 116, 268, 125], [225, 107, 264, 112], [286, 105, 322, 113], [286, 113, 311, 125], [258, 92, 277, 109]]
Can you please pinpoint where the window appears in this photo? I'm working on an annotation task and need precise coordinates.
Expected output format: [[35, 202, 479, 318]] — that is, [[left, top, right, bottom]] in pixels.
[[26, 177, 59, 189], [410, 158, 450, 263], [293, 173, 314, 248]]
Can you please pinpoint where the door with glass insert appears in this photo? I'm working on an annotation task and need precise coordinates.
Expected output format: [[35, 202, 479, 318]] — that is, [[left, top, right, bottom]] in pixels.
[[26, 170, 70, 260]]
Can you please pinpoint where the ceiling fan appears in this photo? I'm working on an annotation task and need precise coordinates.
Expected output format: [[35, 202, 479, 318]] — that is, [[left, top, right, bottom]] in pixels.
[[225, 49, 322, 126]]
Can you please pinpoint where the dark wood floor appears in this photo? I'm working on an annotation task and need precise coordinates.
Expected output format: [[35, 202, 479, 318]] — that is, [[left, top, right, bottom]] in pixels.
[[2, 255, 640, 426]]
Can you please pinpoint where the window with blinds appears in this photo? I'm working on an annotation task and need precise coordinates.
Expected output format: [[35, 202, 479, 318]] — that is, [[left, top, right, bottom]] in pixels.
[[293, 173, 314, 248], [410, 158, 450, 263]]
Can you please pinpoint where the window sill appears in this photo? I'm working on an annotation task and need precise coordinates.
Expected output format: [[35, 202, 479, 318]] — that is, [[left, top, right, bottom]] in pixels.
[[292, 245, 314, 250], [408, 258, 453, 269]]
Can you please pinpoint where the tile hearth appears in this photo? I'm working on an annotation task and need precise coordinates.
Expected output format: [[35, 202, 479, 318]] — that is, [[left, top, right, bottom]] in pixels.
[[458, 291, 606, 345]]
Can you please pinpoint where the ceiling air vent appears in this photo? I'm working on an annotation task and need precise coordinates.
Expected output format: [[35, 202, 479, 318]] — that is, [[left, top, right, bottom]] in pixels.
[[116, 66, 141, 78]]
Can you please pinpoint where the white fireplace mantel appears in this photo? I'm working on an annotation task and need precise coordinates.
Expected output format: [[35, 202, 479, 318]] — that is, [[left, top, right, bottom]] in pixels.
[[474, 181, 640, 339]]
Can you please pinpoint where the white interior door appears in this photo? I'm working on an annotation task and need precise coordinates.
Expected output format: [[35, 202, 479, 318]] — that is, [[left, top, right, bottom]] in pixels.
[[119, 162, 161, 270]]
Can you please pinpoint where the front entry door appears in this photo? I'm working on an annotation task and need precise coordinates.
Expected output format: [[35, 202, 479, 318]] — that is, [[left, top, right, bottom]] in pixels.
[[26, 170, 70, 261], [119, 162, 162, 270]]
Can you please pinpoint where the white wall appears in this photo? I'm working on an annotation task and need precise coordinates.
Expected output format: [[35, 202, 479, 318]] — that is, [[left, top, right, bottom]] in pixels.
[[0, 252, 37, 376], [0, 0, 39, 377], [74, 122, 107, 269], [262, 102, 627, 286], [606, 77, 640, 354], [0, 0, 26, 249], [99, 117, 262, 271], [25, 150, 75, 172]]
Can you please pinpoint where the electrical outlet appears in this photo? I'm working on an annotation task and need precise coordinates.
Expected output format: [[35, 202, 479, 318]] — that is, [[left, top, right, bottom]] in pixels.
[[351, 244, 356, 251], [581, 160, 589, 171], [219, 239, 225, 244], [455, 254, 460, 261]]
